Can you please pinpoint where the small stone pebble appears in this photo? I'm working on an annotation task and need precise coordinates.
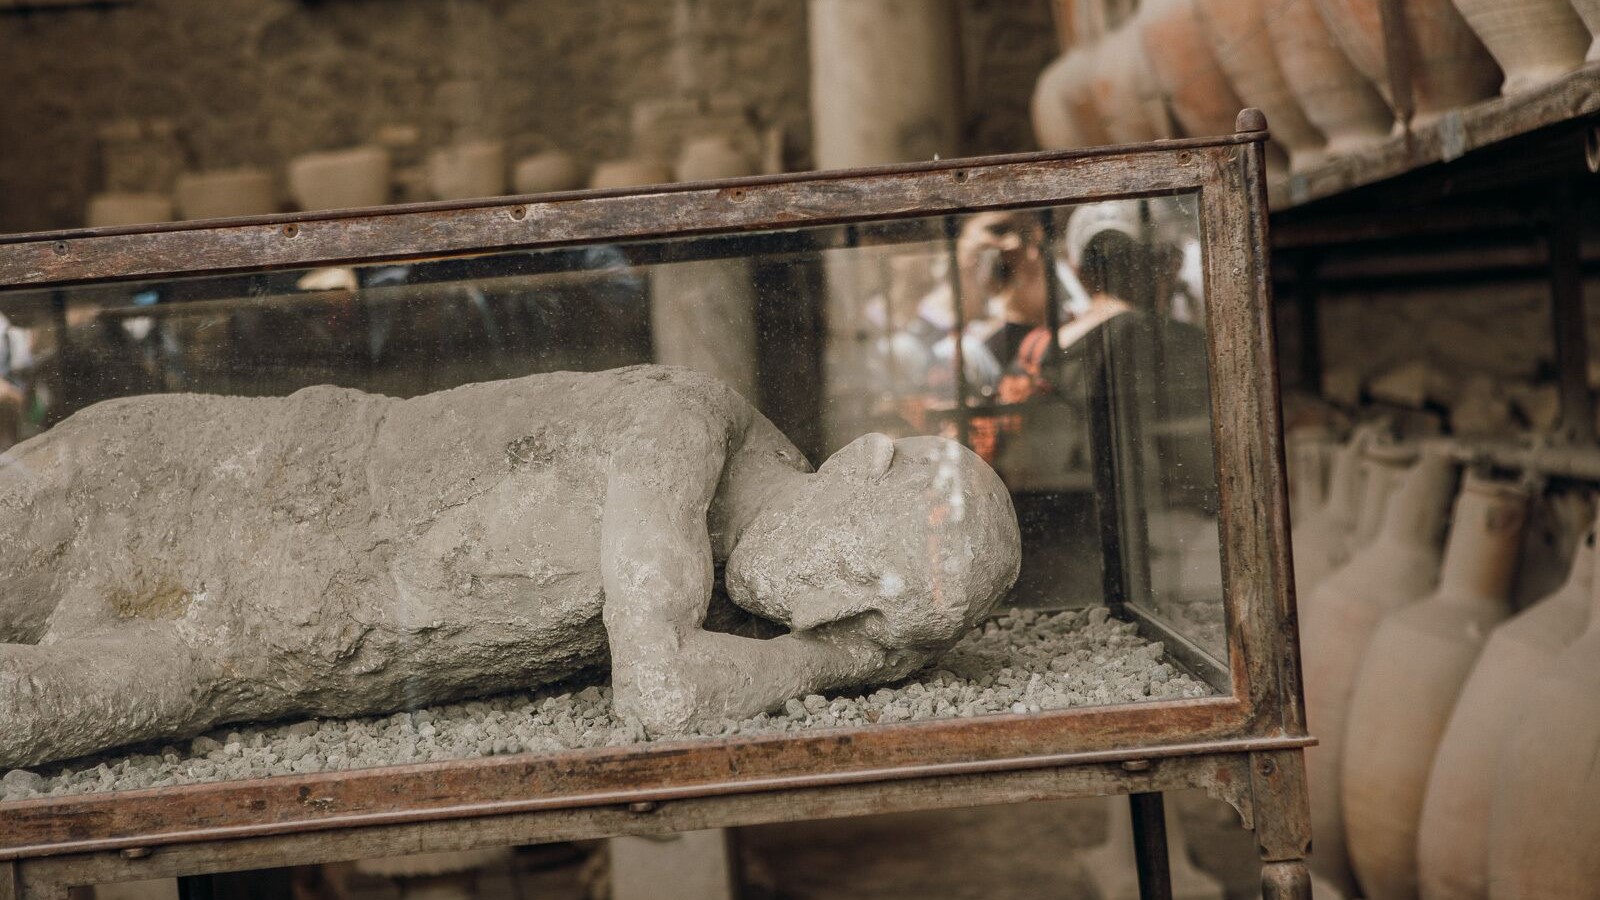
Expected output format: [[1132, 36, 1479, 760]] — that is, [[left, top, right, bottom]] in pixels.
[[2, 607, 1211, 802]]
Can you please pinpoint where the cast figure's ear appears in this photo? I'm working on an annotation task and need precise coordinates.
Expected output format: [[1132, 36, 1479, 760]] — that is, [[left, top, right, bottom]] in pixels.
[[821, 433, 896, 482]]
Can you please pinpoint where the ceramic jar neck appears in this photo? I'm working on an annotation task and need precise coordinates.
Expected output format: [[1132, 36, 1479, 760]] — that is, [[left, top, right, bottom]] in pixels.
[[1321, 435, 1368, 525], [1354, 451, 1413, 546], [1376, 450, 1455, 546], [1435, 478, 1528, 602]]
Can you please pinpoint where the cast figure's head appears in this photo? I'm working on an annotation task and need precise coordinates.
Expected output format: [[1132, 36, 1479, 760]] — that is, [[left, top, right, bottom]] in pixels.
[[726, 433, 1022, 651]]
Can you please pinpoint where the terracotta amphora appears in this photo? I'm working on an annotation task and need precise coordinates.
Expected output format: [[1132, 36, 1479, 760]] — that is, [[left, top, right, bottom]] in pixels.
[[1291, 427, 1372, 602], [1286, 425, 1334, 523], [1031, 47, 1113, 150], [1487, 520, 1600, 898], [1345, 440, 1415, 557], [1417, 521, 1594, 899], [1315, 0, 1501, 124], [1088, 26, 1165, 144], [1195, 0, 1329, 171], [1138, 0, 1248, 139], [1266, 0, 1393, 154], [1342, 475, 1528, 900], [1451, 0, 1590, 93], [1300, 447, 1455, 897], [1570, 0, 1600, 60]]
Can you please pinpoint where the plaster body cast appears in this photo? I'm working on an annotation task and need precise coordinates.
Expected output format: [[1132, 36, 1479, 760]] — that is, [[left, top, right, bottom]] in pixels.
[[0, 366, 1022, 769]]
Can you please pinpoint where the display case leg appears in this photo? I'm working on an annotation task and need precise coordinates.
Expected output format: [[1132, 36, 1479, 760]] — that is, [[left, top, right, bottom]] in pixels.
[[1128, 792, 1173, 900], [1262, 860, 1313, 899], [1250, 749, 1314, 900]]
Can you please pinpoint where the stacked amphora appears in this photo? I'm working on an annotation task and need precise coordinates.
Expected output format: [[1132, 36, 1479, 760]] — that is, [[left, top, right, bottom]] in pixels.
[[1300, 446, 1456, 896], [1489, 512, 1600, 897], [1342, 475, 1529, 900], [1419, 518, 1594, 899]]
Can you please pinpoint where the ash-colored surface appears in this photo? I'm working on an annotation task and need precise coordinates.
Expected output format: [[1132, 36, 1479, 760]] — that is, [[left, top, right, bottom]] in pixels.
[[2, 607, 1210, 801]]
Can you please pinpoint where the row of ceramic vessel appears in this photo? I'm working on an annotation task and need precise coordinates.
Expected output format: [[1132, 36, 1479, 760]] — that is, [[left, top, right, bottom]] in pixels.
[[83, 136, 759, 228], [1288, 425, 1600, 899], [1032, 0, 1600, 171]]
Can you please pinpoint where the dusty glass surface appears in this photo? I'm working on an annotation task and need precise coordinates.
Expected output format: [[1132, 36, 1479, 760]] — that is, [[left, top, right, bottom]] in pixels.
[[0, 197, 1223, 800]]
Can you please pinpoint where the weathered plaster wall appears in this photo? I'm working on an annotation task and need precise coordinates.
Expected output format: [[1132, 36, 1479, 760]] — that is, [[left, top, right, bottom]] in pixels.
[[0, 0, 1056, 234]]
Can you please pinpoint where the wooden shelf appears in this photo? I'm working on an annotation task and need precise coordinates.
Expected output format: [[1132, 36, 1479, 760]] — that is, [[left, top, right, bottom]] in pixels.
[[1272, 64, 1600, 211]]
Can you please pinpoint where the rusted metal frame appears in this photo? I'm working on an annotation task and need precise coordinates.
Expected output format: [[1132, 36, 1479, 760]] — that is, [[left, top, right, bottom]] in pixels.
[[12, 752, 1262, 897], [3, 134, 1266, 248], [1197, 117, 1303, 735], [1249, 748, 1313, 900], [1546, 184, 1594, 441], [0, 134, 1312, 877], [0, 143, 1247, 290], [1, 721, 1310, 859], [1128, 792, 1173, 900], [1293, 253, 1322, 394]]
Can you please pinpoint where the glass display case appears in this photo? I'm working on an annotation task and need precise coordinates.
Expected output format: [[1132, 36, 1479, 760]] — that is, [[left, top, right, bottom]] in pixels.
[[0, 113, 1313, 900]]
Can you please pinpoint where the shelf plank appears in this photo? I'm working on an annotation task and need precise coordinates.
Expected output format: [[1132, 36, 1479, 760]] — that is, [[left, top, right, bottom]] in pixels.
[[1275, 64, 1600, 210]]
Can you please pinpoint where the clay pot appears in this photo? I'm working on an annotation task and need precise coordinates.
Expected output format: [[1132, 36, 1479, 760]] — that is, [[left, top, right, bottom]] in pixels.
[[1195, 0, 1329, 171], [1286, 425, 1334, 522], [512, 151, 584, 196], [1088, 27, 1165, 144], [1342, 475, 1527, 900], [1138, 0, 1248, 139], [1315, 0, 1501, 123], [1267, 0, 1393, 154], [1451, 0, 1590, 93], [427, 141, 507, 201], [1418, 523, 1594, 900], [173, 168, 276, 220], [1345, 441, 1413, 556], [1032, 46, 1114, 150], [676, 136, 757, 182], [287, 146, 391, 212], [1574, 0, 1600, 60], [1290, 427, 1371, 601], [588, 160, 674, 190], [1488, 524, 1600, 898], [1299, 447, 1455, 897], [84, 193, 172, 227], [1033, 53, 1088, 150]]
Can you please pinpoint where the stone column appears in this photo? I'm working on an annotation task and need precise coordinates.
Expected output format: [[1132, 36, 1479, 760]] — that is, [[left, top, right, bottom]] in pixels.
[[808, 0, 963, 449], [807, 0, 963, 169], [648, 137, 762, 405]]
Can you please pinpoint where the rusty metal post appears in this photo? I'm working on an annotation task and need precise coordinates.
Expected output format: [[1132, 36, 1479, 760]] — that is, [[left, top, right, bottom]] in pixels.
[[1547, 185, 1593, 442], [1128, 792, 1173, 900]]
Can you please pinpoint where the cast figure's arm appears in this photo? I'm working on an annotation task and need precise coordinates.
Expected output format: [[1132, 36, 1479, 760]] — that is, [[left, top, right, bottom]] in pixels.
[[600, 385, 912, 737]]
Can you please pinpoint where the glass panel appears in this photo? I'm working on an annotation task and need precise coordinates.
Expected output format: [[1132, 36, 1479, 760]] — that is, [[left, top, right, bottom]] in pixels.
[[0, 197, 1223, 801]]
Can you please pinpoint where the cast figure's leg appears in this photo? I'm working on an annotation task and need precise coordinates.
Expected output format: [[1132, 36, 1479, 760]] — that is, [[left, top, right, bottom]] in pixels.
[[1250, 749, 1314, 900], [0, 622, 221, 769]]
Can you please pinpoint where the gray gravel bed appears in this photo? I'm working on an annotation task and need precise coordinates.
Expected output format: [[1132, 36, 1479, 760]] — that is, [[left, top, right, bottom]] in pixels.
[[2, 607, 1212, 802]]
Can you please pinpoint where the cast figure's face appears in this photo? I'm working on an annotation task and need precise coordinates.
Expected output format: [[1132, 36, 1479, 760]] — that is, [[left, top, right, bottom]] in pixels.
[[726, 434, 1022, 651]]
